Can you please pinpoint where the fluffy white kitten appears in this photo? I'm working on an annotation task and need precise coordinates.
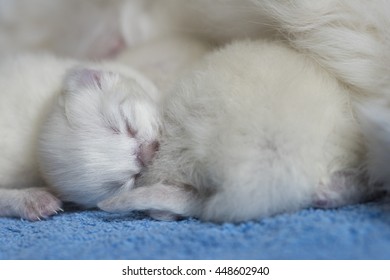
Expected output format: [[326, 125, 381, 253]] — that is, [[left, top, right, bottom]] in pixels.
[[0, 54, 160, 220], [99, 40, 372, 223], [121, 0, 390, 191]]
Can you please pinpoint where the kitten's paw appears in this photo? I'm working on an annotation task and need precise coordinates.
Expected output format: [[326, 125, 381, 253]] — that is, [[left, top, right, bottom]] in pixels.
[[19, 188, 63, 221]]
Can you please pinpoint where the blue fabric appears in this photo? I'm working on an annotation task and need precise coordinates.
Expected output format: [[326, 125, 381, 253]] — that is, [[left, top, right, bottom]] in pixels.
[[1, 198, 390, 260]]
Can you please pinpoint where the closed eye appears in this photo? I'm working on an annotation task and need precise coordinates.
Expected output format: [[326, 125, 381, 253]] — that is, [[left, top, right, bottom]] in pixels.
[[118, 102, 139, 138], [126, 122, 138, 138]]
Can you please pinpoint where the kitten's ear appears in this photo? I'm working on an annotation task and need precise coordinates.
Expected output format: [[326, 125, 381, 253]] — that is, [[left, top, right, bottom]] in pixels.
[[63, 67, 114, 92]]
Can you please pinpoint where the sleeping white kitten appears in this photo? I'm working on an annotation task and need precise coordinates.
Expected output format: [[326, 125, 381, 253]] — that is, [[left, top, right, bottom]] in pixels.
[[99, 40, 374, 223], [40, 36, 210, 209], [0, 53, 160, 220]]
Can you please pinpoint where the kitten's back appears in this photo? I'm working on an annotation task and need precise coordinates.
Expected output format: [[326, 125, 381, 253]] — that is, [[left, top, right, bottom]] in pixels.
[[153, 40, 364, 221]]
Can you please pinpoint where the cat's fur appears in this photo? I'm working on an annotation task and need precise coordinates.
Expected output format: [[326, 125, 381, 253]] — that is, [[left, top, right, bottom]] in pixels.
[[2, 1, 388, 222], [0, 53, 160, 220], [116, 35, 211, 92], [120, 0, 272, 47], [249, 0, 390, 191], [39, 36, 210, 209], [0, 0, 126, 59], [120, 0, 390, 191], [99, 40, 373, 222]]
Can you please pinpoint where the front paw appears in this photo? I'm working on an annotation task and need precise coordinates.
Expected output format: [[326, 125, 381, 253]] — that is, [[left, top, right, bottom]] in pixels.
[[19, 188, 63, 221]]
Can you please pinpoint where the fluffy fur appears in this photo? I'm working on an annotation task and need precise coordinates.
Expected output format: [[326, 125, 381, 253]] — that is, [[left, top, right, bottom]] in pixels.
[[120, 0, 390, 191], [119, 0, 271, 46], [99, 40, 372, 222], [250, 0, 390, 190], [0, 53, 160, 219], [2, 1, 389, 222], [116, 35, 211, 92]]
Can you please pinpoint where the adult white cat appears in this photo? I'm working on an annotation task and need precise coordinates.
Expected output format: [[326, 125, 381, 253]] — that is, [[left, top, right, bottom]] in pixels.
[[0, 54, 160, 220], [99, 40, 374, 222]]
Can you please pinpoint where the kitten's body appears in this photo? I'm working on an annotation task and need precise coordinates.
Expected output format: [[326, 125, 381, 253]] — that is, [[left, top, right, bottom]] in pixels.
[[121, 0, 390, 191], [0, 53, 160, 220], [100, 40, 372, 222]]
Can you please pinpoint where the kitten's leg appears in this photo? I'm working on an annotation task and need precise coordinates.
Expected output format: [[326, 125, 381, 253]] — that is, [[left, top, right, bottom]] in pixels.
[[312, 170, 384, 209], [98, 183, 198, 221], [0, 188, 62, 221]]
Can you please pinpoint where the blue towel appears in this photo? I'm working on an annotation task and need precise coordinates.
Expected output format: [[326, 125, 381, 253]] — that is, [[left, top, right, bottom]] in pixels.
[[1, 198, 390, 260]]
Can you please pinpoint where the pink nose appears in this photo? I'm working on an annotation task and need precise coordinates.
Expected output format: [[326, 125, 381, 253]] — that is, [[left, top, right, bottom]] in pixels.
[[137, 141, 159, 166]]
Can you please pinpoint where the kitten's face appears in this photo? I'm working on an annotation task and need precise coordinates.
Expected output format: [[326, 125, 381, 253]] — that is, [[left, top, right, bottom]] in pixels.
[[39, 67, 161, 207]]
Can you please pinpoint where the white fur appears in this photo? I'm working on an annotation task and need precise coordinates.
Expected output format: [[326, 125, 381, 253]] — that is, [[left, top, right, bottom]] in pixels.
[[0, 0, 390, 220], [251, 0, 390, 189], [0, 53, 160, 219], [39, 63, 161, 208], [120, 0, 271, 46], [116, 35, 211, 92], [99, 40, 368, 222], [120, 0, 390, 190], [0, 0, 126, 59]]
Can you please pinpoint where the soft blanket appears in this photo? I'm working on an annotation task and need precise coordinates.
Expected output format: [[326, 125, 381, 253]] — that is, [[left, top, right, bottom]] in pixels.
[[1, 198, 390, 260]]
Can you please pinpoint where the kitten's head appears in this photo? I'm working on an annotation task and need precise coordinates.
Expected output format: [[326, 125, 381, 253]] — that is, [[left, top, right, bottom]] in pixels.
[[39, 66, 161, 208]]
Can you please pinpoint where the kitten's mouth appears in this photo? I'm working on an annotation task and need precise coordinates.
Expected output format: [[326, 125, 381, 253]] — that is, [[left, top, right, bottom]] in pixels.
[[136, 141, 159, 167]]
